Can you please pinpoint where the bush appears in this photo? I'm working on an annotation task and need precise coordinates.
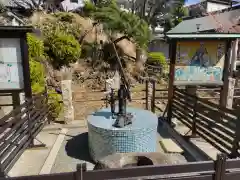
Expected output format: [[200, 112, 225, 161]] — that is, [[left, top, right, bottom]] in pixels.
[[27, 33, 45, 93], [29, 60, 45, 93], [39, 16, 81, 40], [148, 52, 167, 68], [27, 33, 63, 119], [80, 42, 97, 59], [45, 30, 81, 69], [48, 90, 63, 119], [27, 33, 45, 61], [54, 12, 74, 23]]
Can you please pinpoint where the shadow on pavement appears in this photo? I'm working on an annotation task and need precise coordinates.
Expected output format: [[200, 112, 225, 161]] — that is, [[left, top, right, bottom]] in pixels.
[[65, 132, 94, 163]]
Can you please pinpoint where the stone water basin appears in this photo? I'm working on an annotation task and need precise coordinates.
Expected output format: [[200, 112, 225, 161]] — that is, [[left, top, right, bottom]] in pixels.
[[87, 107, 158, 162]]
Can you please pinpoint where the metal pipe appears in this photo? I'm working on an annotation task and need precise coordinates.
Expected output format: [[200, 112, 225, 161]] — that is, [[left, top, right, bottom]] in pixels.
[[110, 89, 115, 117]]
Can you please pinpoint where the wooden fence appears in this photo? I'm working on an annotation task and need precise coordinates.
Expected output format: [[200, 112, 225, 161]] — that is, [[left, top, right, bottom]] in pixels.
[[2, 81, 240, 179], [169, 87, 240, 158], [0, 93, 49, 176], [2, 154, 240, 180]]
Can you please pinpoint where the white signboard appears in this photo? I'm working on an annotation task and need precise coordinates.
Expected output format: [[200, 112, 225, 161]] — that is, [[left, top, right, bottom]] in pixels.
[[0, 38, 24, 90]]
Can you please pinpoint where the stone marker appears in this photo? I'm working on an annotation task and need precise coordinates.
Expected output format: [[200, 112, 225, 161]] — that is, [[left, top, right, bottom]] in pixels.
[[61, 80, 74, 124]]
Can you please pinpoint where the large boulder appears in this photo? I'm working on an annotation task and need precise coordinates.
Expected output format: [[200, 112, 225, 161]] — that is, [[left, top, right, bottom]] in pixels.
[[94, 152, 187, 170]]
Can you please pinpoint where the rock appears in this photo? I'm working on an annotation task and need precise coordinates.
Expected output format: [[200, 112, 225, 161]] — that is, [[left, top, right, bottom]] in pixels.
[[93, 152, 187, 170]]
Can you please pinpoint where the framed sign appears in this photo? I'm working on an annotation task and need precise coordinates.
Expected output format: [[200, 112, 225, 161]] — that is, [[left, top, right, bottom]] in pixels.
[[0, 38, 24, 90], [174, 41, 225, 84]]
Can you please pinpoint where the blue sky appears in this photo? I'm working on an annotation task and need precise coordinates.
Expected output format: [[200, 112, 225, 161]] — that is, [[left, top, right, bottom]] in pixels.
[[185, 0, 200, 5]]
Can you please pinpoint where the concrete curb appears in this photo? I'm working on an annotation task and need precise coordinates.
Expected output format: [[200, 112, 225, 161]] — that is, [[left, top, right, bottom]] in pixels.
[[39, 128, 68, 175], [42, 121, 87, 131], [42, 125, 87, 132]]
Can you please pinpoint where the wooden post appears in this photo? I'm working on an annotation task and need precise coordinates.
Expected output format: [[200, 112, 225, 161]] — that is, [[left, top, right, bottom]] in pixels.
[[220, 40, 232, 107], [191, 96, 198, 137], [230, 117, 240, 158], [26, 98, 34, 147], [226, 38, 239, 109], [20, 35, 32, 100], [151, 80, 156, 113], [12, 92, 20, 109], [44, 85, 51, 124], [214, 154, 227, 180], [167, 40, 177, 125], [145, 80, 149, 110], [76, 163, 87, 180]]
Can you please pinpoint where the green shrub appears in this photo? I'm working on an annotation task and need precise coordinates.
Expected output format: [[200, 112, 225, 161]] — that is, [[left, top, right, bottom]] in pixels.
[[27, 33, 63, 120], [45, 30, 81, 69], [81, 42, 95, 59], [27, 33, 45, 61], [27, 33, 46, 94], [148, 52, 167, 68], [48, 90, 63, 119], [39, 18, 81, 40], [29, 60, 45, 93], [54, 12, 74, 23], [82, 1, 96, 15]]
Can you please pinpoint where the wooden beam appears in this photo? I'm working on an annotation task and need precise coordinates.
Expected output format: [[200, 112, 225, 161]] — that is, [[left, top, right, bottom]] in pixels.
[[167, 40, 177, 124], [220, 40, 232, 107]]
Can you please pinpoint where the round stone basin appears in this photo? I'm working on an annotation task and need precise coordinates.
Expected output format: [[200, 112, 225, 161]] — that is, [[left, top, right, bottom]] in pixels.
[[87, 107, 158, 162]]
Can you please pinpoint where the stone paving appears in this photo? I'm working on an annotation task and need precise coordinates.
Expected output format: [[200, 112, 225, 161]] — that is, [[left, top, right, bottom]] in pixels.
[[8, 129, 61, 177], [50, 127, 95, 173], [8, 120, 189, 177]]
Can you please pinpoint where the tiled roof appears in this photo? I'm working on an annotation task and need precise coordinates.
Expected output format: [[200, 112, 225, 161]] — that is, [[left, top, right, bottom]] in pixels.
[[167, 6, 240, 33]]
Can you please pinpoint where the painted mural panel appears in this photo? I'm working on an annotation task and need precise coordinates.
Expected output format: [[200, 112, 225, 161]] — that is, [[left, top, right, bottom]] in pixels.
[[175, 41, 225, 83]]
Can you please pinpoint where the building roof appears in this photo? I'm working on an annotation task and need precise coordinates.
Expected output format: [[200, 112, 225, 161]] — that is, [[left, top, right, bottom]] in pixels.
[[165, 33, 240, 39], [168, 5, 240, 33]]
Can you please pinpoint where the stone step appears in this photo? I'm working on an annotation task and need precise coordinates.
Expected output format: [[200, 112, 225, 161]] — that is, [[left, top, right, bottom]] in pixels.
[[159, 138, 184, 154]]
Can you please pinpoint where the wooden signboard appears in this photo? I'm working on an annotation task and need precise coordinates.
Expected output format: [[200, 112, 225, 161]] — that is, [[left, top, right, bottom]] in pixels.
[[0, 38, 24, 90]]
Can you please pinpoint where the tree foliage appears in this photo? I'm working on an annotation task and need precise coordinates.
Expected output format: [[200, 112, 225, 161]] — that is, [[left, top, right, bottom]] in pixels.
[[127, 0, 187, 31], [45, 30, 81, 69], [83, 0, 151, 49], [148, 52, 167, 68]]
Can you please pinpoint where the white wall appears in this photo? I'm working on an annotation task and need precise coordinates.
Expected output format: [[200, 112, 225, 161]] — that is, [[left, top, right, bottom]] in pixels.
[[206, 2, 230, 12], [61, 0, 84, 12]]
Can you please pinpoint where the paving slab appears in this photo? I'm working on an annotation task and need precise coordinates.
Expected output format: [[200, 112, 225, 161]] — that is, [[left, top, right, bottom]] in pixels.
[[40, 128, 68, 174], [50, 127, 95, 173], [160, 138, 184, 153], [8, 129, 60, 177], [174, 119, 220, 160]]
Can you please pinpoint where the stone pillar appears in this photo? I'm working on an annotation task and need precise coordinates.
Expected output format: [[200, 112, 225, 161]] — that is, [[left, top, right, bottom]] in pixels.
[[226, 77, 235, 109], [148, 80, 153, 111], [19, 92, 25, 104], [61, 80, 74, 124]]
